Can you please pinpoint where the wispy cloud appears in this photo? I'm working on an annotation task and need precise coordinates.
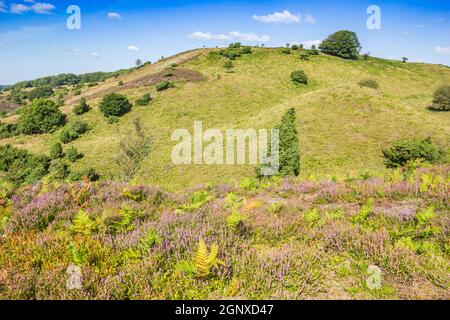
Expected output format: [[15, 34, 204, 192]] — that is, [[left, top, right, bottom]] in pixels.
[[91, 52, 101, 59], [253, 10, 316, 24], [107, 12, 122, 20], [128, 44, 139, 52], [190, 31, 270, 42], [7, 2, 55, 14], [434, 46, 450, 54]]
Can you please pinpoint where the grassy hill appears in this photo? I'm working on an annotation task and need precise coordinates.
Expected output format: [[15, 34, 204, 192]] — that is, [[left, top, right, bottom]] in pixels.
[[1, 48, 449, 189]]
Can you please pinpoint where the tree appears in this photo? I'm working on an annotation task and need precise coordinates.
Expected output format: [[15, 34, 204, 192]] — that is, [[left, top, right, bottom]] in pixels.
[[430, 85, 450, 111], [99, 93, 132, 117], [136, 59, 143, 68], [311, 44, 317, 50], [402, 57, 408, 63], [27, 86, 54, 101], [115, 119, 151, 182], [278, 108, 300, 177], [319, 30, 361, 59], [18, 99, 65, 135]]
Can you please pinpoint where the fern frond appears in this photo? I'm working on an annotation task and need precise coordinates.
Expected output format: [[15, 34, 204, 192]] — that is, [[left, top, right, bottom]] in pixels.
[[195, 240, 210, 276]]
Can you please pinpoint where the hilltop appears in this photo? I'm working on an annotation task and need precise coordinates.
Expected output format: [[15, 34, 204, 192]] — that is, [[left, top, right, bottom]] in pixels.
[[0, 47, 449, 188]]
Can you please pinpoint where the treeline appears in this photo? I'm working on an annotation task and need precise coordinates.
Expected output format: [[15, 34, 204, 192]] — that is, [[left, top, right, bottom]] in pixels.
[[4, 69, 130, 91]]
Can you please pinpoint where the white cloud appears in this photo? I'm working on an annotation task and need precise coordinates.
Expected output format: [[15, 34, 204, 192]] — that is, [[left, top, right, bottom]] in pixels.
[[303, 14, 317, 24], [128, 44, 139, 52], [0, 1, 7, 13], [107, 12, 122, 20], [91, 52, 101, 59], [252, 10, 316, 24], [8, 2, 55, 14], [253, 10, 300, 24], [417, 24, 426, 28], [31, 2, 55, 14], [72, 48, 80, 52], [434, 46, 450, 54], [189, 31, 270, 42], [10, 3, 31, 14], [302, 39, 322, 49]]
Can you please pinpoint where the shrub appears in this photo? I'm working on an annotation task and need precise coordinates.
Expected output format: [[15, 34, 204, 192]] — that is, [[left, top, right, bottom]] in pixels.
[[291, 70, 308, 85], [118, 81, 124, 86], [156, 81, 174, 92], [0, 122, 19, 139], [358, 79, 379, 89], [59, 120, 88, 144], [430, 85, 450, 111], [99, 93, 132, 117], [72, 89, 81, 96], [291, 44, 299, 50], [240, 46, 252, 54], [300, 53, 310, 61], [282, 48, 292, 54], [50, 143, 63, 159], [49, 159, 70, 180], [73, 98, 90, 115], [224, 60, 234, 70], [229, 42, 241, 49], [135, 93, 152, 106], [18, 99, 65, 135], [0, 144, 50, 185], [382, 138, 446, 168], [107, 116, 120, 124], [66, 147, 83, 162], [319, 30, 361, 59], [27, 86, 54, 101]]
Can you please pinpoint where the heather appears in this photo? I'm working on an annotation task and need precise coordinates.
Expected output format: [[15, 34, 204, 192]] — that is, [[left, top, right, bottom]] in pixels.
[[0, 165, 448, 300]]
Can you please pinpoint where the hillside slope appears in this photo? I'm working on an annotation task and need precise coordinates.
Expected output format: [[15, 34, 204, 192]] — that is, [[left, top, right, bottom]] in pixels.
[[1, 48, 449, 188]]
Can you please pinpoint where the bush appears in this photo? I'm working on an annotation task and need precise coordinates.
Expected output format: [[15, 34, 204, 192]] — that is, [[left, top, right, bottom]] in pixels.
[[27, 86, 54, 101], [18, 99, 65, 135], [300, 53, 310, 61], [240, 46, 252, 54], [358, 79, 379, 89], [135, 93, 152, 106], [156, 81, 174, 92], [49, 159, 70, 180], [118, 81, 124, 86], [99, 93, 132, 117], [430, 85, 450, 111], [0, 144, 50, 185], [0, 122, 19, 139], [107, 116, 120, 124], [50, 143, 63, 159], [66, 147, 83, 162], [382, 138, 446, 168], [291, 44, 299, 50], [281, 48, 292, 54], [72, 89, 81, 96], [59, 120, 88, 144], [291, 70, 308, 85], [73, 98, 90, 115], [224, 60, 234, 70], [229, 42, 241, 49], [319, 30, 361, 59]]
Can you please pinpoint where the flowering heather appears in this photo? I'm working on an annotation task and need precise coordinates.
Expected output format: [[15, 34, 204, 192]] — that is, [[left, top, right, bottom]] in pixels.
[[0, 165, 449, 300]]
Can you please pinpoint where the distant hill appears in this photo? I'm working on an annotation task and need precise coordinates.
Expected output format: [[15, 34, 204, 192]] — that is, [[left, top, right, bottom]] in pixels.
[[0, 47, 449, 188]]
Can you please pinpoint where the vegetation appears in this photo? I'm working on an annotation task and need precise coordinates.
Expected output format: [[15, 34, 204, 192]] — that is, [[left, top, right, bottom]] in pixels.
[[18, 99, 65, 135], [319, 30, 361, 59], [50, 143, 63, 159], [135, 93, 152, 106], [59, 120, 89, 144], [99, 93, 132, 117], [73, 98, 90, 115], [291, 70, 308, 85], [358, 79, 379, 89], [0, 122, 19, 139], [382, 138, 446, 168], [156, 81, 174, 92], [27, 86, 54, 101], [66, 147, 83, 163], [430, 85, 450, 111]]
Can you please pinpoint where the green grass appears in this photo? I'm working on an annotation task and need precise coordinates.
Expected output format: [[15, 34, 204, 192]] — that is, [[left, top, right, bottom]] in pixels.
[[1, 48, 449, 189]]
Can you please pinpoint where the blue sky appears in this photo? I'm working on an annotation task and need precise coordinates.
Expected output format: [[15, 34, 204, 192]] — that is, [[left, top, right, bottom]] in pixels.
[[0, 0, 449, 84]]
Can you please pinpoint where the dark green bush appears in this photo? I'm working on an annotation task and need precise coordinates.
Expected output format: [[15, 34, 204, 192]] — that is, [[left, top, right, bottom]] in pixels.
[[319, 30, 361, 59], [430, 85, 450, 111], [358, 79, 379, 89], [50, 143, 63, 159], [240, 46, 252, 54], [59, 120, 88, 144], [0, 122, 19, 139], [281, 48, 292, 54], [99, 93, 132, 117], [18, 99, 65, 135], [382, 137, 446, 168], [27, 86, 54, 101], [229, 42, 241, 49], [300, 53, 310, 61], [49, 159, 70, 180], [135, 93, 152, 106], [291, 70, 308, 85], [291, 44, 299, 50], [156, 81, 174, 92], [73, 98, 90, 115], [0, 144, 50, 185], [66, 147, 83, 162]]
